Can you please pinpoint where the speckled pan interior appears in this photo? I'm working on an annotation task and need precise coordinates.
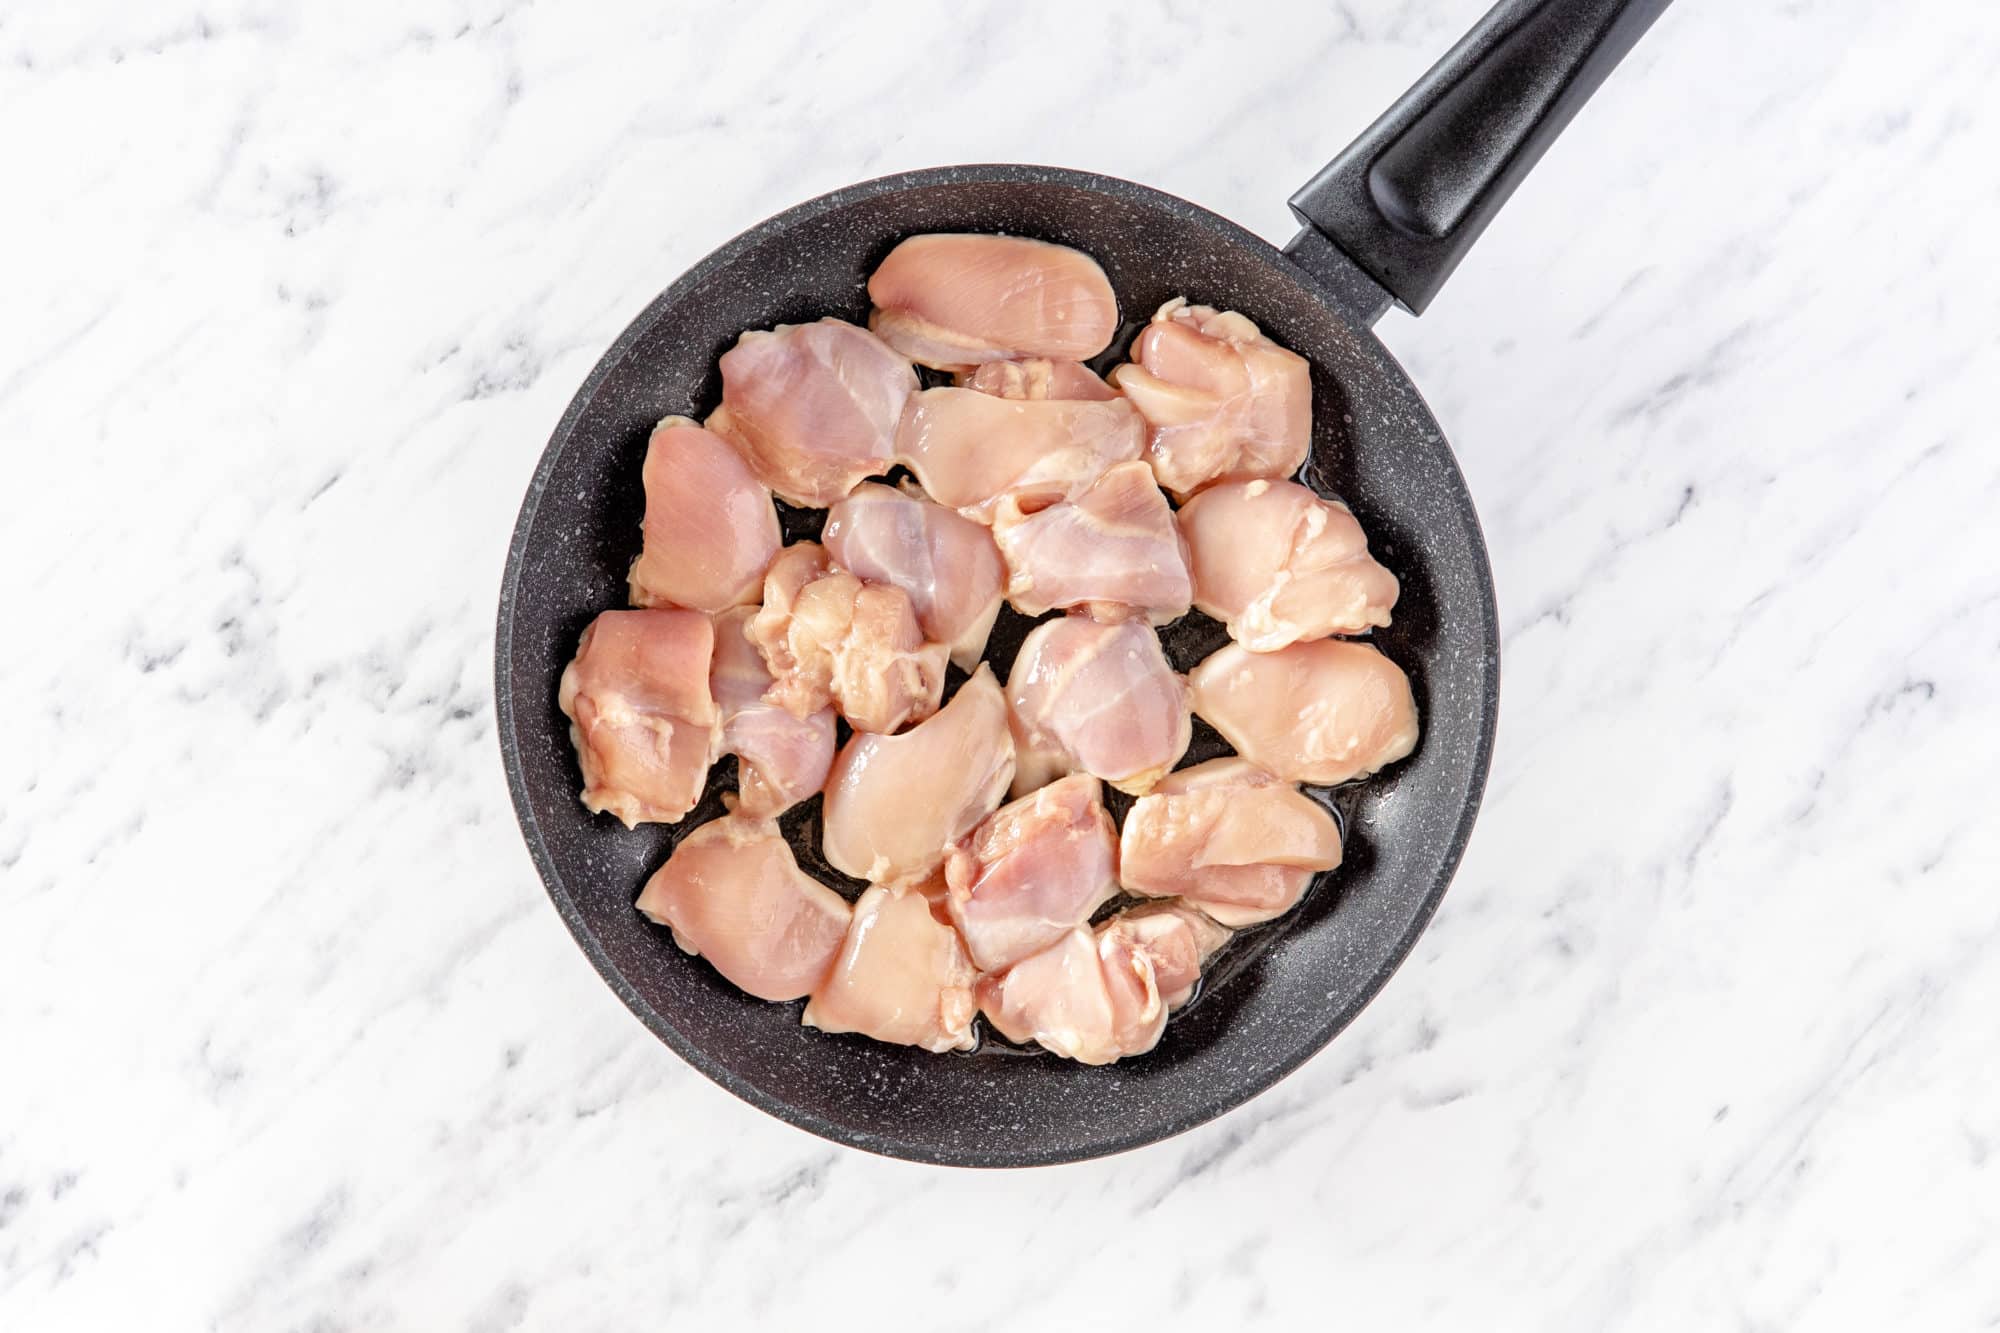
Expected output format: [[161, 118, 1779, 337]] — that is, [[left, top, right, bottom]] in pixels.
[[495, 165, 1500, 1167]]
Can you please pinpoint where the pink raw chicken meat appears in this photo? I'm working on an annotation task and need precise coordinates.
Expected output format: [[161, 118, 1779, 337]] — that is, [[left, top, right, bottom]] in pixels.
[[821, 665, 1016, 882], [1189, 640, 1418, 785], [1109, 299, 1312, 500], [894, 388, 1144, 520], [634, 813, 850, 1002], [1179, 479, 1398, 650], [943, 774, 1119, 972], [960, 358, 1118, 401], [1005, 614, 1190, 797], [558, 609, 718, 827], [804, 881, 979, 1052], [821, 481, 1005, 671], [706, 318, 916, 507], [868, 233, 1119, 371], [746, 543, 947, 735], [977, 903, 1229, 1064], [1120, 757, 1342, 926], [627, 416, 781, 613], [990, 461, 1192, 623], [709, 607, 835, 816]]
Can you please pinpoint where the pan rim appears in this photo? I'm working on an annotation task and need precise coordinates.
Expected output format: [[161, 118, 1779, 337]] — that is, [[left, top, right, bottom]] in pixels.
[[494, 163, 1500, 1168]]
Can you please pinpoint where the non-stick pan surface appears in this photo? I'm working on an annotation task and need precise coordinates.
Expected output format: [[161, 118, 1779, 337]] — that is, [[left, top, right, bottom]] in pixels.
[[497, 1, 1666, 1165]]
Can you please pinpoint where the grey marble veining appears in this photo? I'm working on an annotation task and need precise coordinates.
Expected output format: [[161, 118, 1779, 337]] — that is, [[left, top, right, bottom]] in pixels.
[[2, 0, 1997, 1327]]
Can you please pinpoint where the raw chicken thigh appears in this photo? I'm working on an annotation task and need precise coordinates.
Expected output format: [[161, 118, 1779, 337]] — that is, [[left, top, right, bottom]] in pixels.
[[804, 881, 979, 1052], [1189, 640, 1418, 785], [627, 416, 781, 613], [746, 543, 947, 735], [709, 607, 835, 817], [821, 482, 1005, 670], [1120, 758, 1342, 926], [821, 666, 1016, 882], [895, 388, 1144, 519], [558, 609, 718, 827], [1109, 300, 1312, 500], [1179, 479, 1398, 650], [977, 903, 1229, 1064], [1005, 614, 1190, 796], [960, 358, 1118, 401], [707, 318, 916, 507], [990, 461, 1192, 622], [868, 233, 1119, 371], [943, 774, 1119, 972], [634, 813, 851, 1002]]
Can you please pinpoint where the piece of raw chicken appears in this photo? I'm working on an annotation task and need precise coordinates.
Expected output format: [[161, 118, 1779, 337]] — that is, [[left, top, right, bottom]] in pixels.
[[821, 481, 1005, 671], [1179, 479, 1398, 650], [977, 903, 1229, 1064], [895, 387, 1144, 520], [942, 774, 1119, 972], [558, 610, 718, 827], [627, 416, 781, 614], [634, 812, 851, 1002], [746, 543, 947, 735], [1108, 299, 1312, 500], [706, 318, 916, 507], [989, 461, 1192, 623], [803, 881, 979, 1053], [1005, 614, 1190, 797], [709, 607, 835, 816], [868, 233, 1119, 371], [960, 358, 1118, 401], [820, 665, 1015, 882], [1120, 758, 1342, 926], [1188, 640, 1418, 785]]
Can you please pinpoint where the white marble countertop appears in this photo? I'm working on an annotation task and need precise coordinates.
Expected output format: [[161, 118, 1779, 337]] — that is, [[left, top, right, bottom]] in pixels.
[[5, 0, 1998, 1326]]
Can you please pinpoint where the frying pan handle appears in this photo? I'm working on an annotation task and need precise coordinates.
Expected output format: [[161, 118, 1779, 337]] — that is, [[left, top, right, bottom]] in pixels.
[[1288, 0, 1672, 320]]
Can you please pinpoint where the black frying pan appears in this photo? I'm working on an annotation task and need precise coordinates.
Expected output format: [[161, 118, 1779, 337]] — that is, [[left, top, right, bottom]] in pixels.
[[497, 0, 1670, 1166]]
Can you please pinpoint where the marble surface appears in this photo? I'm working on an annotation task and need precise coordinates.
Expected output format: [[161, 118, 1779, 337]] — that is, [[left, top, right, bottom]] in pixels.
[[4, 0, 1998, 1326]]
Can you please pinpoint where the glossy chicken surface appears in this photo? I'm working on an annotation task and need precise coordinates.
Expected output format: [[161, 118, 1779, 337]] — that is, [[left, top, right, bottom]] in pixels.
[[977, 903, 1229, 1064], [707, 318, 916, 507], [746, 543, 947, 735], [943, 774, 1119, 972], [960, 358, 1118, 401], [804, 881, 979, 1052], [820, 666, 1016, 882], [634, 813, 851, 1002], [627, 416, 781, 614], [1189, 640, 1419, 785], [558, 609, 718, 827], [821, 481, 1005, 670], [1179, 479, 1398, 650], [1005, 614, 1190, 796], [990, 461, 1192, 622], [1109, 299, 1312, 500], [894, 388, 1144, 519], [1120, 757, 1342, 926], [868, 233, 1119, 371], [709, 607, 835, 817]]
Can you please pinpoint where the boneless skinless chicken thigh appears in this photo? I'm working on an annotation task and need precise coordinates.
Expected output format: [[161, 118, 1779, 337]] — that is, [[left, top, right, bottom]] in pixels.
[[943, 774, 1119, 973], [709, 607, 835, 817], [635, 813, 850, 1002], [627, 417, 781, 613], [821, 482, 1005, 671], [707, 318, 916, 508], [558, 609, 718, 827], [1005, 613, 1191, 796], [1189, 640, 1419, 785], [990, 460, 1192, 622], [747, 543, 947, 735], [960, 358, 1119, 401], [868, 233, 1119, 371], [895, 388, 1145, 519], [1110, 299, 1312, 500], [804, 880, 980, 1053], [1178, 479, 1398, 650]]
